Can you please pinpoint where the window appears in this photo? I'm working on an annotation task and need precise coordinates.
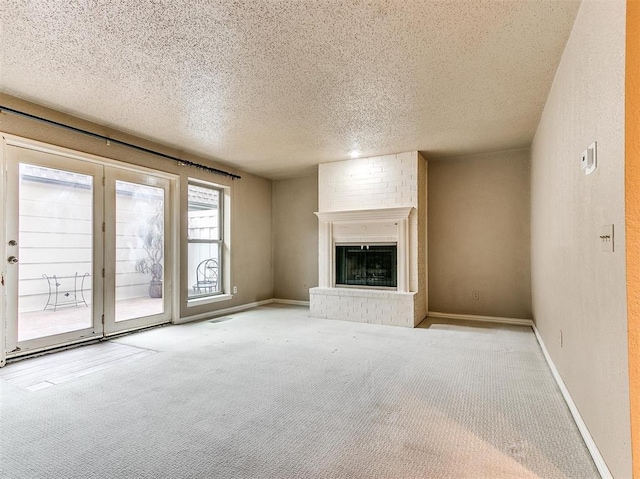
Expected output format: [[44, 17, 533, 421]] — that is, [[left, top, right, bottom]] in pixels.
[[188, 181, 223, 299]]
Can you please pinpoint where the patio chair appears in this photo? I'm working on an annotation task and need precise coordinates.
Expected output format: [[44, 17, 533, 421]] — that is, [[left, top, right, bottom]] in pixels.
[[193, 258, 219, 294]]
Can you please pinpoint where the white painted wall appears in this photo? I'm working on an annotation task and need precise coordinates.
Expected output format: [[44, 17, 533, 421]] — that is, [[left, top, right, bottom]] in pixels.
[[531, 1, 630, 476], [314, 152, 427, 326], [318, 152, 419, 212]]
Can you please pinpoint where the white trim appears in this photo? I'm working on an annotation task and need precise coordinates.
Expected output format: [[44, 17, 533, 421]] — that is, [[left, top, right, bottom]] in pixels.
[[0, 133, 181, 354], [187, 293, 233, 307], [316, 207, 415, 293], [427, 311, 534, 326], [532, 325, 612, 479], [170, 179, 181, 326], [315, 207, 413, 222], [2, 134, 178, 180], [102, 167, 173, 335], [186, 179, 229, 307], [174, 299, 273, 324], [272, 299, 310, 306], [0, 138, 6, 367], [398, 217, 409, 292]]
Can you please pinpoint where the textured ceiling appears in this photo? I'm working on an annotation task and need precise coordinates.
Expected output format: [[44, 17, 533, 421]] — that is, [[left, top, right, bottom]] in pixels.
[[0, 1, 581, 179]]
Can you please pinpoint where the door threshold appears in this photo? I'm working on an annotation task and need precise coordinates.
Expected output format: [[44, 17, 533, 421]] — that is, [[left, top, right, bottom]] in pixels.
[[6, 335, 103, 364], [5, 322, 170, 364]]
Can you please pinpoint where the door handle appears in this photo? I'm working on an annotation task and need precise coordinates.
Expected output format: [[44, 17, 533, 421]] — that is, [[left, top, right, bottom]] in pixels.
[[7, 256, 18, 264]]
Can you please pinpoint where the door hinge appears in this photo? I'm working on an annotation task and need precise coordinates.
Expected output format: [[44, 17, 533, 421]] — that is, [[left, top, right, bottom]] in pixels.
[[102, 268, 105, 278], [102, 222, 105, 232], [101, 314, 105, 325], [102, 177, 105, 186]]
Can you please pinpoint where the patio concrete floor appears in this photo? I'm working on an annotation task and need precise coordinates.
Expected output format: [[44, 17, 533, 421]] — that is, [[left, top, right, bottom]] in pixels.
[[18, 297, 163, 342]]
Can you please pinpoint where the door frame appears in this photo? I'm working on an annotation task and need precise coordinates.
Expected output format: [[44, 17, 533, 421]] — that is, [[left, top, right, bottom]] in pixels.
[[0, 134, 180, 361], [103, 167, 173, 335], [5, 144, 105, 353]]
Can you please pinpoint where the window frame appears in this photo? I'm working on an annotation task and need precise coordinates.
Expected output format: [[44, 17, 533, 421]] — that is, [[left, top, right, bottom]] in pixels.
[[187, 179, 225, 301]]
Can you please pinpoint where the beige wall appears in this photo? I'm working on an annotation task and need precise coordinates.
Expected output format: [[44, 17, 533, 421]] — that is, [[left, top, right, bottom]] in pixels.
[[272, 174, 318, 301], [530, 1, 630, 476], [0, 94, 274, 321], [223, 173, 273, 307], [428, 149, 531, 319]]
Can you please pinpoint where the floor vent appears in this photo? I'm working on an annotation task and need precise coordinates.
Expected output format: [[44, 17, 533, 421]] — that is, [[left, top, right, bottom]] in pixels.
[[208, 316, 234, 324]]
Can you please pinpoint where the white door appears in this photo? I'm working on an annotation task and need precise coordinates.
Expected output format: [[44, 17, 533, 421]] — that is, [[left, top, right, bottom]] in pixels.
[[5, 145, 105, 354], [4, 143, 174, 356], [103, 167, 172, 335]]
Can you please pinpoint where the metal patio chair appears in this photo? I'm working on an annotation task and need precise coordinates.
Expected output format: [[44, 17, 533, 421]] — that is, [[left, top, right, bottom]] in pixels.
[[193, 258, 219, 294]]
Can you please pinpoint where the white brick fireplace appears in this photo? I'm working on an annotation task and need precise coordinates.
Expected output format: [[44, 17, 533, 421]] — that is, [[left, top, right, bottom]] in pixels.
[[310, 152, 427, 327]]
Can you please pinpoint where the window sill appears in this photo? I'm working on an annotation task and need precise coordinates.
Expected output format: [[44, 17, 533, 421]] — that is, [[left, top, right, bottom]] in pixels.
[[187, 293, 233, 307]]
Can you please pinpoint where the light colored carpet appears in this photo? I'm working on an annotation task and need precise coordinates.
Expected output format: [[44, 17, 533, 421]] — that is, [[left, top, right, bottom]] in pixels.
[[0, 304, 598, 478], [0, 342, 155, 391]]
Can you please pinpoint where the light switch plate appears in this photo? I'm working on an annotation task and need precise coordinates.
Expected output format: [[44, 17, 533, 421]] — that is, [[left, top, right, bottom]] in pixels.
[[600, 224, 614, 253]]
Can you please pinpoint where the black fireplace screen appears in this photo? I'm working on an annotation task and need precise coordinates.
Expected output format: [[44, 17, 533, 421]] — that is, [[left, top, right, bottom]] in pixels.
[[335, 244, 397, 288]]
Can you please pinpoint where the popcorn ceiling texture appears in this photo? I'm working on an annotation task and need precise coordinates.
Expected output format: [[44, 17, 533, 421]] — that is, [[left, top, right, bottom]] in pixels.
[[0, 1, 580, 179]]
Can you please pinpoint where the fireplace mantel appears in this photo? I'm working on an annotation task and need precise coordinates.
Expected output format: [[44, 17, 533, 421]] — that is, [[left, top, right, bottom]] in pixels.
[[311, 152, 427, 328], [315, 207, 413, 223], [315, 207, 415, 293]]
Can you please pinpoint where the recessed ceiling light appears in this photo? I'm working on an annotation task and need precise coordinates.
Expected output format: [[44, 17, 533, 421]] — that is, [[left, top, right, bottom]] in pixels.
[[348, 149, 361, 159]]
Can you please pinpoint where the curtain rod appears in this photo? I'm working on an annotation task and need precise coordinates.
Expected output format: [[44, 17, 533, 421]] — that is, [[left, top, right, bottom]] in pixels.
[[0, 105, 241, 180]]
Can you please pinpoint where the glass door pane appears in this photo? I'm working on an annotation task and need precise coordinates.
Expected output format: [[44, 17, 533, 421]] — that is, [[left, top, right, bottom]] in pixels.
[[17, 164, 94, 340], [103, 167, 171, 335], [5, 144, 104, 356], [114, 180, 165, 322]]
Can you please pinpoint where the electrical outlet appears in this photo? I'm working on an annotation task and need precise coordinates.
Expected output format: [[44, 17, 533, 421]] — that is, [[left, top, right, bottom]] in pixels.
[[472, 291, 480, 300], [303, 283, 308, 289], [233, 286, 237, 294]]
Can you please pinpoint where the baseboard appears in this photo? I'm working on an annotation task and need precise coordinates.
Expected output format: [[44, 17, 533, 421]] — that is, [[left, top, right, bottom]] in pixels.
[[272, 298, 310, 306], [174, 299, 274, 324], [427, 311, 534, 326], [175, 298, 310, 324], [532, 325, 612, 479]]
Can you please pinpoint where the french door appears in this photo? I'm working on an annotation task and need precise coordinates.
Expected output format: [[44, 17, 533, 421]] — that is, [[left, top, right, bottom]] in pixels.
[[103, 168, 171, 335], [4, 143, 173, 356]]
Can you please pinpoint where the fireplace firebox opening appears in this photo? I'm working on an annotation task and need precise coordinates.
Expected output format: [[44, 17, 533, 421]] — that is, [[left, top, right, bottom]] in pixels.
[[335, 244, 397, 289]]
